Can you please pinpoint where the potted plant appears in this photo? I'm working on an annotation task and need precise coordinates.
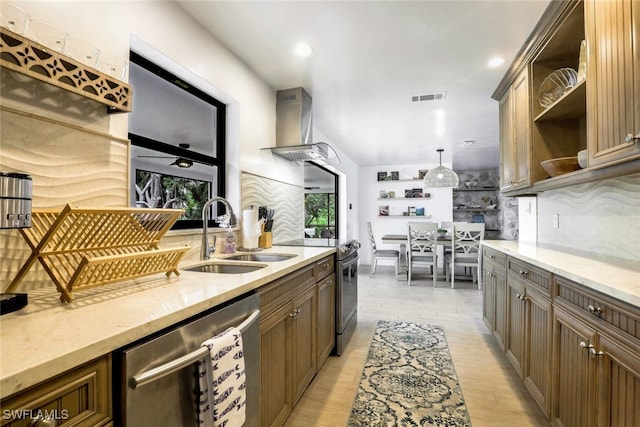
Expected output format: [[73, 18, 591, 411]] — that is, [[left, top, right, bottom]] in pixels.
[[437, 228, 448, 238]]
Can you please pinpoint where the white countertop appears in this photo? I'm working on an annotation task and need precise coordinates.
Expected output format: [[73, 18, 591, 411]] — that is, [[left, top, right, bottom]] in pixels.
[[0, 246, 335, 399], [482, 240, 640, 308]]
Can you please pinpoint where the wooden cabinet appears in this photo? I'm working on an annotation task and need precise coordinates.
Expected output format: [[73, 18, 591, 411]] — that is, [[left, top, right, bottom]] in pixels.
[[552, 305, 598, 427], [493, 0, 640, 195], [553, 275, 640, 427], [0, 356, 112, 427], [482, 245, 640, 426], [505, 258, 553, 415], [585, 0, 640, 167], [499, 68, 531, 191], [258, 255, 336, 427], [316, 274, 336, 367], [482, 246, 507, 350]]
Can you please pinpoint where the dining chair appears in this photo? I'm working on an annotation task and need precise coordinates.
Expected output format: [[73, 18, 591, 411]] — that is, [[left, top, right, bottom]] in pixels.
[[445, 223, 485, 289], [407, 221, 438, 287], [366, 221, 399, 277]]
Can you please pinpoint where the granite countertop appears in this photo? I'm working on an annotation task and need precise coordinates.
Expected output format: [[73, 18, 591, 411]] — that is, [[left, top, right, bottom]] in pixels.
[[481, 240, 640, 308], [0, 245, 335, 399]]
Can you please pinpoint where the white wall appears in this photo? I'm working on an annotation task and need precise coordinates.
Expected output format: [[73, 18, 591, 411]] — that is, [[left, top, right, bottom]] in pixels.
[[358, 163, 454, 265]]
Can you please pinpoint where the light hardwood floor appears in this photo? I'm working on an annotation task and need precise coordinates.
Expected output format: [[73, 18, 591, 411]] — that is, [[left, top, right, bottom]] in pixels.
[[284, 265, 551, 427]]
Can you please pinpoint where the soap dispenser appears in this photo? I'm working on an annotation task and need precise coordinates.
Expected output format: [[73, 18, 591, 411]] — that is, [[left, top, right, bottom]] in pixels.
[[223, 227, 236, 254]]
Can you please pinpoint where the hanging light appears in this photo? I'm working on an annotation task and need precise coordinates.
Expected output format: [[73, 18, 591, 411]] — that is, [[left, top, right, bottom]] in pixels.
[[423, 148, 459, 188]]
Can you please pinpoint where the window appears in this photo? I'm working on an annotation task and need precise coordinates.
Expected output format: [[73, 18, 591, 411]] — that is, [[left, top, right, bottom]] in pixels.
[[128, 51, 226, 229], [304, 163, 338, 238]]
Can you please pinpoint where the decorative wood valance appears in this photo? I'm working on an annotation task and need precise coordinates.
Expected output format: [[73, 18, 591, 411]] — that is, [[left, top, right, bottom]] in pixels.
[[0, 26, 132, 113]]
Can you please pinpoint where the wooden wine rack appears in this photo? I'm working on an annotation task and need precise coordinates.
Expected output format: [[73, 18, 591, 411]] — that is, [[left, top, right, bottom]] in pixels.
[[6, 205, 190, 302]]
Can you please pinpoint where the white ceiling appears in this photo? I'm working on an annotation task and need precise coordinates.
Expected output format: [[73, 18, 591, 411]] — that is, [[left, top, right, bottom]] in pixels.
[[177, 0, 551, 170]]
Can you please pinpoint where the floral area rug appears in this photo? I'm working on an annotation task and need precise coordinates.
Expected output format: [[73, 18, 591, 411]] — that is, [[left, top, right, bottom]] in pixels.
[[347, 320, 472, 427]]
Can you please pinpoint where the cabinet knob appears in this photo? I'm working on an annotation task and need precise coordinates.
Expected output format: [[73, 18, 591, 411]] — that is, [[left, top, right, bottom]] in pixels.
[[27, 417, 57, 427], [289, 308, 300, 318], [518, 269, 528, 276], [488, 254, 495, 259], [579, 341, 592, 351], [624, 132, 640, 143], [587, 304, 603, 317]]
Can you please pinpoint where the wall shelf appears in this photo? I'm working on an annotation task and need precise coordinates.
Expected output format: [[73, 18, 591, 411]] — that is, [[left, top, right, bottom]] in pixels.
[[378, 215, 432, 219], [0, 27, 132, 113], [377, 197, 431, 200], [454, 188, 498, 192]]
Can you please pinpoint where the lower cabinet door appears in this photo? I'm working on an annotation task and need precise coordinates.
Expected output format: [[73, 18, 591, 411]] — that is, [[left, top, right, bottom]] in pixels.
[[291, 286, 317, 405], [524, 288, 552, 416], [597, 334, 640, 427], [493, 268, 507, 351], [552, 307, 598, 427], [260, 303, 294, 427], [505, 277, 526, 377], [482, 265, 496, 331], [316, 274, 336, 367]]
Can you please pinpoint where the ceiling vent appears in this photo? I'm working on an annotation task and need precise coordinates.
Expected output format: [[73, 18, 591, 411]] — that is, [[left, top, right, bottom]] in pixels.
[[411, 92, 447, 102]]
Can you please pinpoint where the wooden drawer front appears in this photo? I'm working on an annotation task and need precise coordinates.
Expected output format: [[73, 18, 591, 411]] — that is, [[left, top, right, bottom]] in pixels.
[[507, 257, 551, 295], [1, 356, 111, 427], [259, 264, 315, 316], [555, 275, 640, 341], [313, 255, 334, 280], [483, 246, 506, 267]]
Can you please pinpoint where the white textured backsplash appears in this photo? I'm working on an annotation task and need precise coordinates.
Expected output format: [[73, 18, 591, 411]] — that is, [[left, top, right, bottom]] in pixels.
[[241, 172, 304, 243], [537, 173, 640, 261]]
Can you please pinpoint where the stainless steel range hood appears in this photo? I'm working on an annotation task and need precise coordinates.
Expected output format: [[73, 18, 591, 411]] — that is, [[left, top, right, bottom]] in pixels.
[[266, 87, 340, 164]]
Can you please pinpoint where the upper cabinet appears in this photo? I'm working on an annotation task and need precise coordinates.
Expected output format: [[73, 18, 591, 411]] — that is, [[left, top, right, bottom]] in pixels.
[[493, 0, 640, 195], [585, 0, 640, 167]]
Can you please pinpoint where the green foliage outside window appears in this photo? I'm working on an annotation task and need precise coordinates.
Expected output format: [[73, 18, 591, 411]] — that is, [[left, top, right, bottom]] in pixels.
[[135, 170, 210, 220], [305, 193, 336, 237]]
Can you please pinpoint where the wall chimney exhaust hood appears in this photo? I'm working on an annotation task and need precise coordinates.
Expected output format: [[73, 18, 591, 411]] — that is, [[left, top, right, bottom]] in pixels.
[[265, 87, 340, 164]]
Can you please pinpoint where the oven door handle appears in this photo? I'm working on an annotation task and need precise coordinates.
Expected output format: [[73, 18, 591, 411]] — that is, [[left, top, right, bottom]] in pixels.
[[129, 309, 260, 389], [340, 254, 359, 268]]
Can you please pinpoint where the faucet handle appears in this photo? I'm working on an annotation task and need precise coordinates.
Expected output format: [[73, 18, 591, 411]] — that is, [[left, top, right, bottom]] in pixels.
[[209, 235, 217, 255]]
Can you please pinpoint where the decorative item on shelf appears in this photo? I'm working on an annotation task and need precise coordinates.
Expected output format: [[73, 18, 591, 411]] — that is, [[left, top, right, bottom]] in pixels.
[[408, 206, 416, 216], [379, 190, 389, 199], [377, 172, 388, 181], [388, 191, 395, 198], [538, 67, 578, 108], [577, 40, 587, 82], [390, 171, 399, 180], [418, 169, 428, 179], [411, 188, 423, 198], [472, 214, 485, 223], [423, 149, 459, 188], [379, 205, 389, 216], [577, 149, 587, 169], [404, 189, 413, 198], [540, 156, 580, 177], [415, 207, 425, 216], [437, 228, 447, 238]]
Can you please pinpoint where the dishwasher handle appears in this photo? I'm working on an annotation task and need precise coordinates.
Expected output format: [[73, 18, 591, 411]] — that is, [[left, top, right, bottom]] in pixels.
[[130, 309, 260, 389]]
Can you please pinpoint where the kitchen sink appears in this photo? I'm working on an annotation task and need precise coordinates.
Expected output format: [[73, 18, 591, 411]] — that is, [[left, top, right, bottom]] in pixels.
[[183, 263, 267, 274], [223, 253, 297, 262]]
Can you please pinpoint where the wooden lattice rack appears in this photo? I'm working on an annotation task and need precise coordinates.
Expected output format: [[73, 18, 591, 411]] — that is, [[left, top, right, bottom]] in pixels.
[[0, 26, 132, 113], [6, 205, 190, 302]]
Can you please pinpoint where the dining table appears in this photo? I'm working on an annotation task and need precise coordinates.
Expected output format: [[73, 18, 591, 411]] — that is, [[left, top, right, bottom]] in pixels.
[[381, 234, 452, 280]]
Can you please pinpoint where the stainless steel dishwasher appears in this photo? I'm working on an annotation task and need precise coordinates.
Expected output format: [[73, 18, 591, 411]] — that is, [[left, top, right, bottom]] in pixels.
[[114, 292, 260, 426]]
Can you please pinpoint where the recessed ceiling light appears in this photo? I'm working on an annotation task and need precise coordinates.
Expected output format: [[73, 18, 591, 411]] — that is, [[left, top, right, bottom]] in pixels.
[[294, 43, 313, 58], [462, 140, 476, 146], [488, 57, 505, 68]]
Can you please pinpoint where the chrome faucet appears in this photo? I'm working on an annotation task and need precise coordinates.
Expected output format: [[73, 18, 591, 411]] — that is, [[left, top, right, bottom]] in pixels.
[[201, 197, 238, 260]]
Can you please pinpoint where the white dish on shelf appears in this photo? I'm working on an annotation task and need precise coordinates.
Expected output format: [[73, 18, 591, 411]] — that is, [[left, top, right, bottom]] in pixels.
[[538, 67, 578, 108]]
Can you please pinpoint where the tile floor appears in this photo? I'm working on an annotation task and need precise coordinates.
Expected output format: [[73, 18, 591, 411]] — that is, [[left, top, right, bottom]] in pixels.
[[284, 265, 551, 427]]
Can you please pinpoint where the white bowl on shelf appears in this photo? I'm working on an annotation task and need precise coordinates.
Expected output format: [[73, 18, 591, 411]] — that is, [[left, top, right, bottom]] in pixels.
[[538, 67, 578, 108]]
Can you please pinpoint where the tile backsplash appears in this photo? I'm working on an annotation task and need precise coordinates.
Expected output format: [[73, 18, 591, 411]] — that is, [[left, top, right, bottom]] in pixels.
[[537, 173, 640, 261]]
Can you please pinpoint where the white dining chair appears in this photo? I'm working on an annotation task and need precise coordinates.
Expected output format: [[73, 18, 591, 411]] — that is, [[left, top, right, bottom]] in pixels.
[[407, 221, 438, 287], [366, 221, 399, 277], [445, 223, 485, 289]]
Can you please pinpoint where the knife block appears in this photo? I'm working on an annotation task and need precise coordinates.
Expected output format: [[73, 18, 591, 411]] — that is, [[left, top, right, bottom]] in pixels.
[[259, 224, 272, 248]]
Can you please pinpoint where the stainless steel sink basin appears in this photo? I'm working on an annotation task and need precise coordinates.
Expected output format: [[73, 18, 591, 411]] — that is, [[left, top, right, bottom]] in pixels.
[[223, 253, 297, 262], [183, 263, 266, 274]]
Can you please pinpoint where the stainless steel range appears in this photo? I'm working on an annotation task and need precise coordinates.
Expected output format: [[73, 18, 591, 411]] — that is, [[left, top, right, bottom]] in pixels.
[[335, 240, 360, 355], [275, 238, 360, 355]]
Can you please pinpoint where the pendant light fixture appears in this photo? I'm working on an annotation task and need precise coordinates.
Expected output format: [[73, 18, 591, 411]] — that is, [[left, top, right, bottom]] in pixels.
[[423, 148, 459, 188]]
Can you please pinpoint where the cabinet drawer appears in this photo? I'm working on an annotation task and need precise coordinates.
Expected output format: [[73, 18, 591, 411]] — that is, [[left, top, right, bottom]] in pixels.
[[507, 257, 551, 296], [259, 263, 315, 316], [483, 246, 506, 267], [1, 356, 111, 427], [313, 255, 334, 280], [555, 275, 640, 341]]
